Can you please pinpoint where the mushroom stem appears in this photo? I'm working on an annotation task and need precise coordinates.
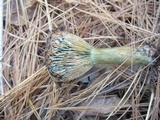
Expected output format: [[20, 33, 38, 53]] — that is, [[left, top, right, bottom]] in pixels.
[[91, 45, 156, 65]]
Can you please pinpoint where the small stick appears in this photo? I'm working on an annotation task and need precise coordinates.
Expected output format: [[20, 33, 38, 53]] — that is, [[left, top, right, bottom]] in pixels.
[[46, 32, 160, 81]]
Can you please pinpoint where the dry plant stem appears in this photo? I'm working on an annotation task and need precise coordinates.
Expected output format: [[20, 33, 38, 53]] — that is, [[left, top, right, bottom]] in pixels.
[[47, 32, 160, 81]]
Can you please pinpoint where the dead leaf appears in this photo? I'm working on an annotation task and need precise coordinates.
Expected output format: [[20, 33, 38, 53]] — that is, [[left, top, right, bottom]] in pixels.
[[78, 95, 122, 115]]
